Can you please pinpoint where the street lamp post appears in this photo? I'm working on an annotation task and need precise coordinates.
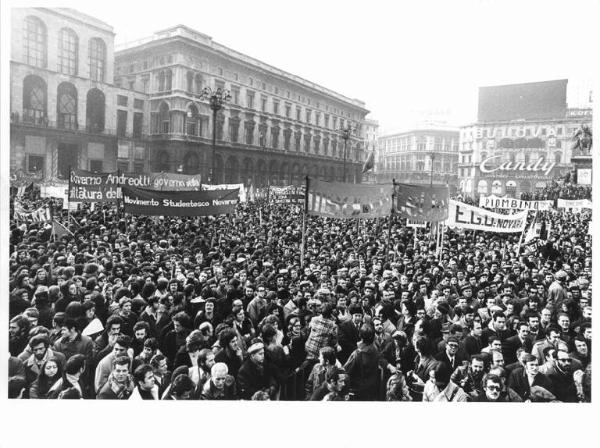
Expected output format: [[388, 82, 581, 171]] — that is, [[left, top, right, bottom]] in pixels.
[[338, 124, 355, 183], [430, 153, 435, 187], [201, 87, 231, 184]]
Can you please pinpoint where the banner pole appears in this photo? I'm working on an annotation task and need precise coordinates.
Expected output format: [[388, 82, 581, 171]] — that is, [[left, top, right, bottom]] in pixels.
[[116, 168, 122, 222], [515, 210, 530, 259], [67, 165, 72, 225], [300, 176, 309, 268], [438, 223, 445, 262], [385, 179, 396, 264]]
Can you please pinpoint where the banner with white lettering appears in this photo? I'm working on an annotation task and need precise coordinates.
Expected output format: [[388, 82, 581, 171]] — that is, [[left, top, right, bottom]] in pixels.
[[445, 200, 528, 233], [269, 185, 305, 203], [202, 183, 246, 202], [395, 183, 449, 222], [557, 198, 592, 210], [406, 219, 426, 228], [307, 178, 392, 219], [122, 186, 239, 216], [479, 194, 553, 211], [69, 170, 203, 202]]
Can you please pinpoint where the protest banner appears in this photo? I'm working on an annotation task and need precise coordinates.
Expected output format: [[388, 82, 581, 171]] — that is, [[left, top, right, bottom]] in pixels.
[[69, 170, 204, 202], [556, 198, 592, 210], [444, 199, 528, 233], [479, 194, 552, 211], [395, 183, 449, 222], [202, 183, 247, 202], [307, 179, 392, 219], [121, 186, 239, 216], [406, 219, 426, 228], [269, 185, 305, 203]]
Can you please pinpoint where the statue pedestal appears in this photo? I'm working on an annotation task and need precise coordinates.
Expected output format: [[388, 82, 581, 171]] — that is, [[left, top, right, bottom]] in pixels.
[[571, 154, 592, 186]]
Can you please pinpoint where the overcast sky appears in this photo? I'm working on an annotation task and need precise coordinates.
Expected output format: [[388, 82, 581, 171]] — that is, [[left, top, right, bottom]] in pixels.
[[12, 0, 600, 133]]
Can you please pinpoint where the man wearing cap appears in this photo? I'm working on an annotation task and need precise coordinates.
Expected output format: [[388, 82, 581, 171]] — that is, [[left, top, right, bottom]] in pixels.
[[237, 339, 277, 400], [548, 271, 568, 305]]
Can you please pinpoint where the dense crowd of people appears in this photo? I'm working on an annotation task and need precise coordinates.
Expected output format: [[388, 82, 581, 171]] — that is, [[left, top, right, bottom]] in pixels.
[[520, 175, 592, 201], [8, 181, 592, 402]]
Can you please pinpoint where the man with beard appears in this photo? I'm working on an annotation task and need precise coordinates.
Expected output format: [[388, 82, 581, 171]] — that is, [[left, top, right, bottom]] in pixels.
[[9, 315, 31, 357], [473, 374, 509, 402], [23, 334, 66, 387], [97, 355, 135, 399], [525, 313, 545, 342], [237, 340, 278, 400], [450, 354, 486, 398], [547, 350, 580, 402]]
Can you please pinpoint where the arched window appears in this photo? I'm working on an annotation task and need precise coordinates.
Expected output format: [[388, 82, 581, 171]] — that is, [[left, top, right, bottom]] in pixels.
[[58, 28, 78, 75], [187, 72, 194, 93], [57, 82, 77, 129], [491, 180, 502, 195], [183, 151, 199, 174], [505, 180, 517, 198], [156, 150, 170, 172], [23, 75, 47, 124], [23, 16, 47, 68], [89, 38, 106, 82], [86, 88, 105, 132], [165, 70, 172, 91], [477, 179, 488, 194]]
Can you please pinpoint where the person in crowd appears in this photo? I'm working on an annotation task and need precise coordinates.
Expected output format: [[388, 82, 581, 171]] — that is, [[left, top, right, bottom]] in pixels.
[[97, 355, 135, 400], [29, 356, 63, 399], [47, 354, 90, 399], [201, 362, 236, 400], [129, 364, 160, 400], [237, 339, 278, 400]]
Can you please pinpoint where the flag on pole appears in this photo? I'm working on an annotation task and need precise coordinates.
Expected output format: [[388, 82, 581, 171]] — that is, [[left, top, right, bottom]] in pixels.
[[362, 151, 375, 173], [52, 219, 73, 239], [524, 216, 538, 244]]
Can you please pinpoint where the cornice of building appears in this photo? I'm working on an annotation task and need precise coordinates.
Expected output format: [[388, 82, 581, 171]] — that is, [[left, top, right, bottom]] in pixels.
[[115, 26, 369, 114]]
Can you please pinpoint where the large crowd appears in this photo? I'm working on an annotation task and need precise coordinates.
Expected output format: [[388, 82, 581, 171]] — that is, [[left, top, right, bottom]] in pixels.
[[7, 181, 592, 402]]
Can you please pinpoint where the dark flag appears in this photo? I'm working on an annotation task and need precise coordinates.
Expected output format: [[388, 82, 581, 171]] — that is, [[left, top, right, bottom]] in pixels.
[[362, 151, 375, 173]]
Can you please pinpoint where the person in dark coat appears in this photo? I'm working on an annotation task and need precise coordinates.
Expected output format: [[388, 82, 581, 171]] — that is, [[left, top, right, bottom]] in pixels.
[[502, 322, 533, 365], [237, 340, 278, 400], [507, 354, 554, 401], [547, 351, 579, 402], [47, 354, 92, 399], [9, 315, 31, 357], [435, 336, 468, 372], [214, 328, 243, 378], [343, 324, 381, 401], [337, 305, 363, 364]]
